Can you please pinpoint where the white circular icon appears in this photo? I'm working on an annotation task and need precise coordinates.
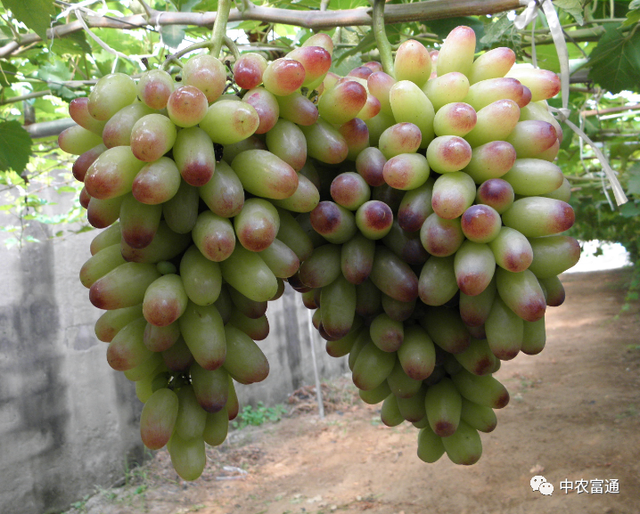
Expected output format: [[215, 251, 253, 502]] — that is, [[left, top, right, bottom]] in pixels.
[[530, 475, 547, 492], [539, 482, 554, 496]]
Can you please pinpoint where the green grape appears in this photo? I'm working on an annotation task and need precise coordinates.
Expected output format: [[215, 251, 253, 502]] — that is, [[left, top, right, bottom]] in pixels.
[[142, 274, 189, 327], [234, 52, 268, 89], [257, 238, 300, 279], [495, 267, 546, 322], [380, 394, 404, 427], [330, 172, 371, 211], [485, 295, 524, 360], [397, 324, 436, 381], [232, 149, 299, 200], [84, 146, 146, 200], [275, 208, 315, 262], [502, 197, 575, 238], [120, 221, 191, 264], [119, 194, 162, 249], [460, 204, 502, 244], [505, 66, 560, 102], [442, 420, 482, 466], [417, 424, 446, 463], [419, 212, 464, 257], [388, 81, 435, 147], [367, 71, 396, 116], [454, 337, 499, 376], [320, 275, 357, 339], [179, 302, 226, 371], [107, 317, 153, 371], [167, 85, 208, 128], [79, 243, 126, 289], [269, 173, 320, 214], [179, 245, 222, 306], [140, 388, 179, 450], [172, 126, 216, 187], [393, 39, 432, 87], [174, 385, 208, 441], [451, 369, 509, 409], [351, 340, 396, 391], [310, 201, 357, 244], [436, 26, 476, 77], [102, 103, 155, 148], [527, 235, 581, 278], [426, 136, 472, 174], [325, 325, 363, 358], [73, 143, 107, 182], [181, 53, 226, 102], [137, 69, 174, 110], [58, 124, 105, 155], [422, 72, 469, 112], [463, 78, 525, 111], [347, 330, 371, 371], [420, 306, 471, 354], [288, 44, 332, 87], [87, 73, 138, 121], [355, 279, 382, 318], [369, 313, 403, 353], [89, 262, 162, 310], [431, 171, 476, 219], [228, 310, 270, 341], [228, 286, 267, 319], [226, 376, 240, 421], [425, 377, 462, 437], [355, 200, 394, 240], [505, 121, 559, 159], [381, 293, 416, 322], [458, 278, 497, 328], [468, 47, 516, 84], [168, 432, 206, 481], [94, 304, 143, 343], [538, 275, 565, 307], [243, 87, 280, 134], [223, 325, 269, 384], [299, 118, 349, 164], [68, 97, 107, 136], [397, 387, 427, 423], [454, 240, 496, 296], [369, 247, 419, 303], [261, 58, 306, 96], [475, 178, 515, 214], [220, 245, 278, 302], [359, 381, 393, 405], [275, 91, 319, 126], [386, 359, 422, 398], [488, 226, 533, 273], [464, 100, 521, 148], [364, 111, 396, 148], [130, 113, 177, 162], [460, 397, 497, 433], [318, 79, 368, 125], [265, 119, 308, 172], [234, 198, 280, 252], [341, 232, 375, 285], [132, 157, 182, 205], [88, 195, 122, 230], [190, 363, 229, 413], [382, 220, 428, 266], [143, 321, 181, 352], [521, 317, 546, 355], [203, 407, 229, 447], [162, 336, 195, 373], [192, 210, 236, 262], [418, 255, 458, 307], [433, 102, 477, 137], [200, 99, 260, 145], [464, 140, 517, 184], [382, 153, 430, 191]]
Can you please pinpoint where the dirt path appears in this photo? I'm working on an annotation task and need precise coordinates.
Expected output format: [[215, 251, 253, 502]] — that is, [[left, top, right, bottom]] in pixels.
[[67, 268, 640, 514]]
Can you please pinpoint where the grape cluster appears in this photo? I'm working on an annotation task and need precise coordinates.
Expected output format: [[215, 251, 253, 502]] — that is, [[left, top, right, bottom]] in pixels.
[[59, 25, 579, 478]]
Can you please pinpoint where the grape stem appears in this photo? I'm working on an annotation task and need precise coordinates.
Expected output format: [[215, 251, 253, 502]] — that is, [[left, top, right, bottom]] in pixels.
[[223, 36, 241, 61], [372, 0, 394, 77], [210, 0, 232, 59]]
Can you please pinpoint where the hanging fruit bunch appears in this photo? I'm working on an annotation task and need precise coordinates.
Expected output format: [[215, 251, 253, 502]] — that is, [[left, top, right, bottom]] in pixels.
[[58, 19, 580, 480]]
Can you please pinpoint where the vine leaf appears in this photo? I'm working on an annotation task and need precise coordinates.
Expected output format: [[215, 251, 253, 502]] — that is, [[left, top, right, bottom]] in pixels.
[[588, 25, 640, 95], [2, 0, 57, 42], [0, 121, 33, 174], [554, 0, 584, 25]]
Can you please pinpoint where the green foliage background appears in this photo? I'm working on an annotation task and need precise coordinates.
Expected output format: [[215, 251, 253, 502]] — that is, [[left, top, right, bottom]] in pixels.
[[0, 0, 639, 276]]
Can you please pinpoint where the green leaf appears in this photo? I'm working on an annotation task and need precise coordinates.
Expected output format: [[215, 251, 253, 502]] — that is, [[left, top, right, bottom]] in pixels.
[[51, 32, 92, 56], [0, 121, 32, 173], [627, 164, 640, 195], [622, 9, 640, 28], [161, 25, 186, 49], [479, 14, 513, 49], [3, 0, 56, 42], [429, 17, 485, 49], [588, 24, 640, 94], [0, 61, 18, 87], [619, 201, 640, 218], [630, 0, 640, 9], [554, 0, 585, 25]]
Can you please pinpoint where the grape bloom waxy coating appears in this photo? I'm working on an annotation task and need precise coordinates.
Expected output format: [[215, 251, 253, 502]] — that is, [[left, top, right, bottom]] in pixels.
[[60, 24, 575, 480]]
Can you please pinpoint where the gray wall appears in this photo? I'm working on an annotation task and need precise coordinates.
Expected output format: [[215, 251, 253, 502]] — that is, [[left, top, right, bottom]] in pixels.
[[0, 203, 347, 514]]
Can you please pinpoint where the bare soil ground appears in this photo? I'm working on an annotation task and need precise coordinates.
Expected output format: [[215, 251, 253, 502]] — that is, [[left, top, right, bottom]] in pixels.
[[65, 268, 640, 514]]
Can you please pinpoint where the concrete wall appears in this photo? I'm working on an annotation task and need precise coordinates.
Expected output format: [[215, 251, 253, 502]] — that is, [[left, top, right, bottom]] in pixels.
[[0, 186, 349, 514]]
